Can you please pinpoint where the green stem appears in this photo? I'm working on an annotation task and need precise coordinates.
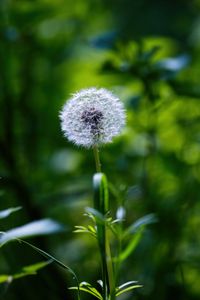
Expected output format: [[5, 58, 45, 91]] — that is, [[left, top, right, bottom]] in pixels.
[[105, 231, 115, 300], [93, 173, 115, 300], [93, 146, 101, 173]]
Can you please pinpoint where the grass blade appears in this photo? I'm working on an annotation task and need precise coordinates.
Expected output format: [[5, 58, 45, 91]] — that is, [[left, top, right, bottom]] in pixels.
[[0, 207, 22, 219]]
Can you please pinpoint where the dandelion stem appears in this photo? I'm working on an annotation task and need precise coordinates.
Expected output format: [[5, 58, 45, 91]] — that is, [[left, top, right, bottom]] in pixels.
[[93, 173, 115, 300], [93, 146, 101, 172]]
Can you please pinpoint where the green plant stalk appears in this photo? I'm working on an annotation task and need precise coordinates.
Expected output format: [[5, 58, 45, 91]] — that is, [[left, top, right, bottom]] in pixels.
[[93, 146, 101, 172], [114, 225, 123, 286], [105, 231, 115, 300], [99, 217, 109, 300], [93, 173, 115, 300]]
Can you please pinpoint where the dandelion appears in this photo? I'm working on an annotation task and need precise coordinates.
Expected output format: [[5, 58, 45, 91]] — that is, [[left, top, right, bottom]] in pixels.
[[60, 87, 126, 148]]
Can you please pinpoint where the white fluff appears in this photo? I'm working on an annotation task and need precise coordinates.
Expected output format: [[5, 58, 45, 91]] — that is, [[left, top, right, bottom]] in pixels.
[[60, 87, 126, 148]]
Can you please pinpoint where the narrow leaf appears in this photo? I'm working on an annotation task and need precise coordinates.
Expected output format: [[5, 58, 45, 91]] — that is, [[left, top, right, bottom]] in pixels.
[[87, 225, 96, 233], [116, 285, 142, 296], [80, 282, 103, 299], [0, 261, 51, 283], [85, 207, 105, 223], [73, 225, 96, 238], [21, 260, 52, 274], [0, 219, 64, 245], [69, 287, 101, 299], [0, 207, 22, 219], [0, 237, 80, 300], [18, 239, 78, 280], [118, 229, 143, 262], [69, 283, 103, 300], [0, 275, 12, 284], [125, 214, 157, 236], [117, 281, 138, 290]]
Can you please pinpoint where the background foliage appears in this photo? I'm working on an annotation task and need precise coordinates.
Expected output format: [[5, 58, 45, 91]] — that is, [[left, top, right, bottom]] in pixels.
[[1, 0, 200, 299]]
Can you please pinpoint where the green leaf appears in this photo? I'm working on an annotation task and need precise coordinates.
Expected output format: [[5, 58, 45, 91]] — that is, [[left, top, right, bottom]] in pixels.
[[0, 275, 12, 284], [0, 207, 22, 219], [74, 225, 96, 238], [0, 219, 64, 245], [0, 237, 80, 300], [88, 225, 96, 233], [69, 282, 103, 300], [117, 214, 157, 262], [117, 281, 138, 290], [116, 284, 142, 296], [85, 207, 105, 224], [125, 213, 157, 236], [16, 239, 78, 282], [70, 287, 102, 300], [118, 229, 143, 262], [19, 261, 52, 275], [0, 261, 51, 284], [116, 281, 142, 296]]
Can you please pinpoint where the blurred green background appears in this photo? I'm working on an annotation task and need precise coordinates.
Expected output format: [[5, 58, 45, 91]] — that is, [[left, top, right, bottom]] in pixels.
[[1, 0, 200, 299]]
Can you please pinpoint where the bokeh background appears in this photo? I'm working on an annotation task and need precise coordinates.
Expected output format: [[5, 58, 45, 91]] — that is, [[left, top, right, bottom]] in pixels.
[[1, 0, 200, 299]]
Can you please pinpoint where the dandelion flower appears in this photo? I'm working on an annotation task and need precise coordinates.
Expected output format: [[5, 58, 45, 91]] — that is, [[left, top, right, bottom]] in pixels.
[[60, 87, 126, 148]]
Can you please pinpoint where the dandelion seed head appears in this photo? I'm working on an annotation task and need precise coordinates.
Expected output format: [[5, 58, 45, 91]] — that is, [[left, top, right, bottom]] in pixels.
[[60, 87, 126, 148]]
